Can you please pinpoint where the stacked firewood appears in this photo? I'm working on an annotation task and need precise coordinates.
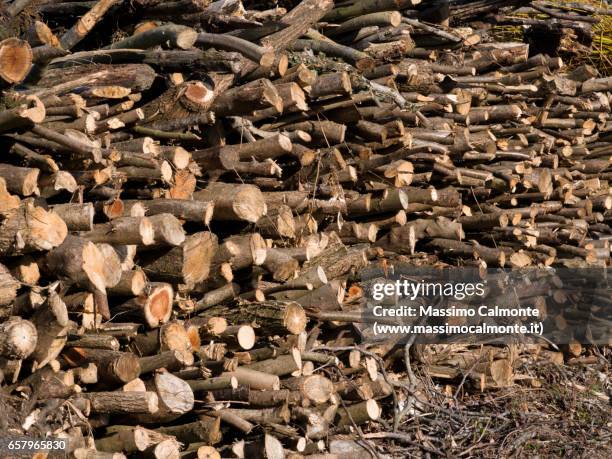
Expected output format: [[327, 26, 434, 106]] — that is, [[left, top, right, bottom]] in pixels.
[[0, 0, 610, 457]]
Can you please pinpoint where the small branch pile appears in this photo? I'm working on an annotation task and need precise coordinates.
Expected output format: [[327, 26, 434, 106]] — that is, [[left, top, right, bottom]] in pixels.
[[0, 0, 610, 458]]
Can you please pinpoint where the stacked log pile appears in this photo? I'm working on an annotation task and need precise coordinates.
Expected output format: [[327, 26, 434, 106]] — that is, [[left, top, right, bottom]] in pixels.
[[0, 0, 610, 457]]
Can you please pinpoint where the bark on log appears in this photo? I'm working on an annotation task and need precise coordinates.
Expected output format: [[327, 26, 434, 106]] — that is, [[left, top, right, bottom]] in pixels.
[[62, 347, 142, 385], [194, 183, 266, 223], [140, 231, 218, 288]]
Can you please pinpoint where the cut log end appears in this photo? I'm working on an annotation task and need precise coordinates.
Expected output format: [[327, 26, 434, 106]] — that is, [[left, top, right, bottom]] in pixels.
[[284, 302, 308, 335], [366, 398, 381, 420], [140, 217, 156, 246], [260, 50, 276, 68], [185, 81, 215, 107], [149, 214, 186, 246], [233, 187, 267, 223], [143, 284, 174, 328], [0, 318, 38, 359], [0, 38, 33, 84], [114, 353, 142, 384], [26, 203, 69, 253], [197, 446, 221, 459], [176, 29, 199, 50], [182, 232, 217, 286], [236, 325, 256, 350]]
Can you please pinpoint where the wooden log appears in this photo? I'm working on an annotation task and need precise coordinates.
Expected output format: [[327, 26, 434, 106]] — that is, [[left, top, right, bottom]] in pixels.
[[335, 399, 380, 428], [219, 301, 308, 336], [25, 21, 60, 48], [122, 198, 214, 224], [211, 78, 282, 117], [72, 448, 127, 459], [263, 248, 299, 281], [107, 268, 148, 296], [156, 415, 222, 445], [11, 364, 77, 400], [44, 235, 107, 293], [224, 367, 281, 391], [62, 347, 141, 385], [0, 199, 68, 253], [290, 39, 374, 71], [196, 33, 274, 66], [114, 282, 174, 328], [82, 216, 155, 246], [27, 291, 69, 370], [324, 0, 420, 22], [0, 176, 20, 211], [95, 425, 174, 454], [0, 263, 20, 307], [50, 203, 95, 231], [77, 391, 159, 414], [0, 95, 45, 133], [140, 231, 218, 288], [131, 372, 195, 423], [146, 213, 186, 246], [225, 404, 291, 426], [256, 204, 296, 240], [283, 374, 335, 404], [60, 0, 123, 50], [309, 72, 352, 99], [185, 375, 239, 392], [67, 334, 120, 351], [194, 183, 266, 223], [109, 24, 199, 50], [139, 80, 215, 126], [0, 317, 38, 360], [140, 439, 181, 459], [129, 320, 192, 357], [246, 348, 302, 377], [239, 0, 334, 77], [0, 38, 33, 86], [139, 349, 194, 374]]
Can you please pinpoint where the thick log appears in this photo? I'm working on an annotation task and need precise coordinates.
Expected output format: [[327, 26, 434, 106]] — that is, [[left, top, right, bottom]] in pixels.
[[139, 80, 215, 125], [0, 263, 20, 307], [131, 372, 195, 423], [139, 349, 194, 374], [77, 391, 159, 414], [0, 201, 66, 256], [246, 348, 302, 377], [0, 95, 45, 133], [129, 320, 191, 356], [140, 231, 218, 287], [122, 199, 214, 224], [335, 399, 381, 428], [156, 416, 222, 445], [0, 38, 33, 86], [96, 426, 174, 454], [62, 347, 141, 385], [82, 217, 155, 246], [107, 268, 148, 296], [194, 183, 266, 223], [211, 79, 282, 117], [0, 177, 21, 214], [50, 203, 95, 231], [44, 235, 107, 293], [0, 317, 38, 360], [114, 283, 174, 328], [147, 213, 187, 246]]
